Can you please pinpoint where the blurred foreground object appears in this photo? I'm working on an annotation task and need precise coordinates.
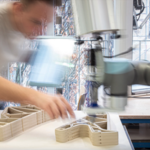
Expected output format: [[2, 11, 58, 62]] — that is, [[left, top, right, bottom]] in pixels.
[[28, 37, 74, 87], [0, 105, 51, 141]]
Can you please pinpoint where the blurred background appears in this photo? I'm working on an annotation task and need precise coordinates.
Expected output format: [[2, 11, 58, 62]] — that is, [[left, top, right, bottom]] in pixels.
[[132, 0, 150, 94]]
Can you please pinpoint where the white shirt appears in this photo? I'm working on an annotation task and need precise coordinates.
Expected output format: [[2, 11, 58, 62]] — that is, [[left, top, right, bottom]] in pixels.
[[0, 3, 31, 69]]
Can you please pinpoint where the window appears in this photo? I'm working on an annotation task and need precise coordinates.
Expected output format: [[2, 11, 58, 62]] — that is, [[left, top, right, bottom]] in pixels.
[[132, 0, 150, 94]]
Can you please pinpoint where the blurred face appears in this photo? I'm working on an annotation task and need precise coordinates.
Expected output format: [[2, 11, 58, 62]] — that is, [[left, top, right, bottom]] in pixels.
[[12, 1, 53, 38]]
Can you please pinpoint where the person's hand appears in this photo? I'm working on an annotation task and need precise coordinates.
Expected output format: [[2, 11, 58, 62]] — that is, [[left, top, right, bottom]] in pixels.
[[34, 92, 75, 119]]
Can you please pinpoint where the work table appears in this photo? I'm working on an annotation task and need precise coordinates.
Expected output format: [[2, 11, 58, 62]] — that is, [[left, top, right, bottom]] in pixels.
[[0, 111, 133, 150], [118, 98, 150, 147], [119, 99, 150, 119]]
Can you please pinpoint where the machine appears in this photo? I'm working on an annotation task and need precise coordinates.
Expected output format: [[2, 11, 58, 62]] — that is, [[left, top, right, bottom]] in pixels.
[[78, 38, 150, 114], [71, 0, 150, 114]]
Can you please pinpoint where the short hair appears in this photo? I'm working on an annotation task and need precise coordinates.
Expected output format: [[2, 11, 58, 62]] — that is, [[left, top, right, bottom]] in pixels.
[[20, 0, 54, 6]]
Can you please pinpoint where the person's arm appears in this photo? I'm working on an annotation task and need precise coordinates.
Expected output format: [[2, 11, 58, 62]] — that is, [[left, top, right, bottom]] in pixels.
[[0, 77, 75, 119]]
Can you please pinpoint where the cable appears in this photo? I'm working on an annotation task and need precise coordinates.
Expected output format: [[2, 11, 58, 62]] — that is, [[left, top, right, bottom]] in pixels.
[[137, 14, 141, 21], [103, 47, 134, 58], [135, 2, 145, 22], [136, 2, 145, 16]]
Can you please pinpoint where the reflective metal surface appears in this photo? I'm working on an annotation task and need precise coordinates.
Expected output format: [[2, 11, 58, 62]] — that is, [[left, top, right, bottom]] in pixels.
[[71, 0, 118, 36]]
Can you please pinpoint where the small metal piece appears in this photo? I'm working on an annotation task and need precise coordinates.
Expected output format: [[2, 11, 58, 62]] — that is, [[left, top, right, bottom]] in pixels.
[[55, 0, 62, 6], [56, 88, 63, 94], [56, 16, 62, 25], [74, 40, 84, 45], [110, 34, 121, 39]]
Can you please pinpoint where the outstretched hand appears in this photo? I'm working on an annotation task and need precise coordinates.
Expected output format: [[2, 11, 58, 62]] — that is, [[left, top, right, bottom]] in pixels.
[[34, 92, 75, 119]]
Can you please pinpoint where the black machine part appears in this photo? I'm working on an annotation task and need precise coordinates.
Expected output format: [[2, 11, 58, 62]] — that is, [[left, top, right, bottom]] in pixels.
[[134, 0, 143, 10]]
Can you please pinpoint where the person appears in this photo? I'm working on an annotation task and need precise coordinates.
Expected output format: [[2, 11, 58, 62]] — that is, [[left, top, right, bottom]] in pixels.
[[0, 0, 75, 119]]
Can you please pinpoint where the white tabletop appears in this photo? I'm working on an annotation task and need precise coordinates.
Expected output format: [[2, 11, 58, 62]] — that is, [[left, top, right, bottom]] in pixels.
[[119, 99, 150, 119], [0, 111, 132, 150]]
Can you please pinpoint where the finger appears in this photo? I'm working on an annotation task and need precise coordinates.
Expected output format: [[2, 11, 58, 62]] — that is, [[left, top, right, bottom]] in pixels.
[[59, 95, 75, 118], [50, 101, 61, 119], [45, 105, 54, 119], [55, 97, 68, 119]]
